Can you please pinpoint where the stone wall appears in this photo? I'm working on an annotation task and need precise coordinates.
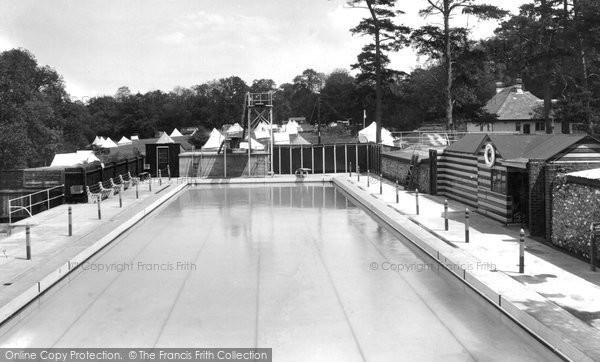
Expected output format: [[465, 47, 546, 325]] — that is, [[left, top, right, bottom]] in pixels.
[[381, 153, 430, 193], [551, 176, 600, 264]]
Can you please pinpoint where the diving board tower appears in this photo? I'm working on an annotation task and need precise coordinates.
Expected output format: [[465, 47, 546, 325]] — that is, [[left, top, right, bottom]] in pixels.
[[246, 91, 274, 176]]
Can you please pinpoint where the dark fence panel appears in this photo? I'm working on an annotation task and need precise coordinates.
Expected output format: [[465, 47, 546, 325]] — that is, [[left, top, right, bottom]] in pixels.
[[270, 144, 381, 175], [280, 147, 291, 175], [291, 147, 303, 172], [335, 145, 347, 173]]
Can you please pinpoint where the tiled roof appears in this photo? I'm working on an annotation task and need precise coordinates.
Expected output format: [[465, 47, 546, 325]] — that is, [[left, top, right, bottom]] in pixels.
[[447, 133, 591, 161], [484, 86, 543, 120]]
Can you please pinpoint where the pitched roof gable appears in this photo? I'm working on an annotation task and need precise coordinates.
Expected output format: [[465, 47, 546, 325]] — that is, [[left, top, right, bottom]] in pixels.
[[484, 86, 543, 120]]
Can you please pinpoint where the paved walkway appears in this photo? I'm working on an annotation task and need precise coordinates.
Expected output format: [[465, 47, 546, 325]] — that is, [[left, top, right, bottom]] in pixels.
[[347, 172, 600, 331], [0, 178, 185, 312]]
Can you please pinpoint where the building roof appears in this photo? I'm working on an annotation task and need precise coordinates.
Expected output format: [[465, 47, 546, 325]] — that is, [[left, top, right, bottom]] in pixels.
[[446, 133, 591, 161], [484, 86, 543, 120]]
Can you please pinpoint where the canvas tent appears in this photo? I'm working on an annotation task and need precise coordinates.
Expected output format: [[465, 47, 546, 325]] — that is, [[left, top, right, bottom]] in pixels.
[[117, 136, 132, 145], [226, 123, 244, 137], [240, 136, 264, 150], [202, 128, 225, 150], [282, 120, 302, 135], [170, 128, 184, 137], [273, 132, 290, 145], [358, 122, 395, 146], [101, 137, 119, 148], [50, 151, 100, 167], [156, 132, 174, 144], [92, 136, 103, 147]]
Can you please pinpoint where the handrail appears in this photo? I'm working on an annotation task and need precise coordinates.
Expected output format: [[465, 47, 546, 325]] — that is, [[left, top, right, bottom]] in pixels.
[[8, 185, 64, 226]]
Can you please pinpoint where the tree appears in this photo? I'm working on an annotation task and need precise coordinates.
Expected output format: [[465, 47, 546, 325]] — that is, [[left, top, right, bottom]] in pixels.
[[348, 0, 410, 142], [413, 0, 508, 129]]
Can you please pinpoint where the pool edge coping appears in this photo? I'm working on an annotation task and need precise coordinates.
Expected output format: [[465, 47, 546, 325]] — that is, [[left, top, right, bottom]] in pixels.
[[0, 183, 188, 326], [332, 176, 598, 362]]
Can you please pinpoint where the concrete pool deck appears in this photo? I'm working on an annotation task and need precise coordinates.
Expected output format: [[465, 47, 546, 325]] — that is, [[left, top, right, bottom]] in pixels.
[[0, 174, 599, 360]]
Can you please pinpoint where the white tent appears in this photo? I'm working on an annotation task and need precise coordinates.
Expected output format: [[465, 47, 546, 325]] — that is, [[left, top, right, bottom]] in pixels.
[[358, 122, 395, 146], [226, 123, 244, 136], [254, 129, 271, 140], [92, 136, 103, 147], [240, 137, 264, 150], [282, 120, 301, 135], [50, 151, 100, 167], [156, 132, 174, 144], [76, 150, 101, 164], [131, 135, 139, 141], [170, 128, 184, 137], [102, 137, 119, 148], [117, 136, 132, 145], [274, 132, 290, 145], [201, 128, 225, 150]]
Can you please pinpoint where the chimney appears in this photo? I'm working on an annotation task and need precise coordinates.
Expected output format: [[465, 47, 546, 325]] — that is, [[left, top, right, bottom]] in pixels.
[[515, 78, 523, 93], [495, 82, 505, 94]]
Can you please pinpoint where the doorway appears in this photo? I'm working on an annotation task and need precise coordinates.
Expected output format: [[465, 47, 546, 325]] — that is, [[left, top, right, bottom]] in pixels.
[[157, 146, 169, 176], [508, 170, 529, 226]]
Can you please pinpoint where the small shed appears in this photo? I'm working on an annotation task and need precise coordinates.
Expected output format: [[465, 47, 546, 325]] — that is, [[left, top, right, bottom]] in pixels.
[[436, 133, 600, 235], [145, 133, 182, 177]]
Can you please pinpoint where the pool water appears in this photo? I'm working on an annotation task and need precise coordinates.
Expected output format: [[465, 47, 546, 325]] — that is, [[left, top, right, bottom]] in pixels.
[[0, 185, 560, 361]]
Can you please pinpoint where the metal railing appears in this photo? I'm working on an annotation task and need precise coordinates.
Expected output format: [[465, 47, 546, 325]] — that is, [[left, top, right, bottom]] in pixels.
[[8, 185, 65, 226]]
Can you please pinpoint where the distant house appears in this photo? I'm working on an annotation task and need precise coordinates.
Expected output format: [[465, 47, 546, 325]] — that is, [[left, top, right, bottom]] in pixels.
[[467, 79, 567, 134]]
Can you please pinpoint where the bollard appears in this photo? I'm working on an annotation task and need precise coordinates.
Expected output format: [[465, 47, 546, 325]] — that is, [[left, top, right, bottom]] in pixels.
[[119, 186, 122, 208], [349, 162, 352, 177], [149, 175, 152, 191], [519, 228, 525, 273], [379, 174, 383, 194], [444, 199, 449, 231], [395, 180, 399, 203], [357, 165, 360, 182], [367, 170, 370, 187], [415, 188, 419, 215], [158, 170, 162, 186], [167, 165, 171, 181], [68, 206, 72, 236], [465, 208, 470, 243], [591, 233, 597, 272], [136, 181, 139, 199], [25, 224, 31, 260], [97, 196, 102, 220]]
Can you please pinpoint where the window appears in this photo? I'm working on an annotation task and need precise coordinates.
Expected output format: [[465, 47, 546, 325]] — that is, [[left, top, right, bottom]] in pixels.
[[535, 121, 546, 131], [516, 123, 521, 132], [491, 169, 507, 194]]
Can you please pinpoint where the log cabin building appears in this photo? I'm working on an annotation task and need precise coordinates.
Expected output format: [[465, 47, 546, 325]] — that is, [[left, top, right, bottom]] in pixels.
[[434, 133, 600, 237]]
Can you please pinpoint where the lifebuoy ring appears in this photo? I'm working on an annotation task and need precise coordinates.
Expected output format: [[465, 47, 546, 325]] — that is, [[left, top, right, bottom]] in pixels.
[[484, 143, 495, 167]]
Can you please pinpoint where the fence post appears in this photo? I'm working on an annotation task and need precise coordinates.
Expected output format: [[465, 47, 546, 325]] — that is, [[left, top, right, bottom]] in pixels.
[[28, 194, 32, 215], [47, 189, 50, 210], [136, 181, 139, 199], [465, 208, 470, 243], [519, 228, 525, 273], [119, 186, 122, 208], [158, 170, 162, 186], [25, 224, 31, 260], [415, 188, 419, 215], [396, 180, 399, 203], [167, 165, 171, 181], [367, 170, 370, 187], [357, 165, 360, 182], [349, 162, 352, 177], [379, 173, 383, 194], [149, 174, 152, 191], [444, 199, 449, 231], [68, 206, 72, 236]]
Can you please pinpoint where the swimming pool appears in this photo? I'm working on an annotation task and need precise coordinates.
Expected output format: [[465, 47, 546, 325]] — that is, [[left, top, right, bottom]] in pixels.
[[0, 184, 560, 360]]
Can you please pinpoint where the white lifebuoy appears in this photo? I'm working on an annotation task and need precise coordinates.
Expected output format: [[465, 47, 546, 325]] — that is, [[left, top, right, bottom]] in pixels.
[[484, 143, 495, 167]]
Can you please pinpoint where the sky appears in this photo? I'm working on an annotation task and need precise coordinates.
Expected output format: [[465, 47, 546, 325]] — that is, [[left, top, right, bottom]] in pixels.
[[0, 0, 528, 99]]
